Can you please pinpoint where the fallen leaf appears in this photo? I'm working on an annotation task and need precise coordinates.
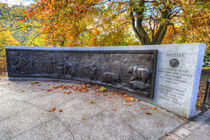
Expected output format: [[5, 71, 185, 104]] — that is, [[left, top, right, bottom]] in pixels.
[[141, 107, 145, 110], [125, 97, 135, 102], [128, 104, 132, 106], [88, 100, 94, 103], [81, 84, 87, 89], [117, 92, 123, 95], [63, 91, 71, 94], [107, 96, 112, 98], [112, 108, 117, 111], [103, 93, 107, 96], [180, 117, 186, 120], [108, 89, 115, 92], [46, 88, 55, 92], [137, 99, 141, 102], [92, 86, 98, 90], [123, 102, 127, 105], [59, 88, 64, 90], [152, 108, 157, 110], [165, 132, 170, 136], [53, 85, 64, 89], [72, 86, 78, 91], [123, 94, 128, 97], [48, 107, 56, 112], [80, 89, 88, 92], [112, 93, 116, 95], [145, 112, 152, 115], [58, 109, 63, 112], [86, 84, 92, 88], [31, 81, 40, 86], [99, 87, 107, 92], [81, 117, 85, 120]]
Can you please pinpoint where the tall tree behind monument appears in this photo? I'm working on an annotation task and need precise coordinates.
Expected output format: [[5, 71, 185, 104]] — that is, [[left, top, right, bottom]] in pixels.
[[25, 0, 208, 46]]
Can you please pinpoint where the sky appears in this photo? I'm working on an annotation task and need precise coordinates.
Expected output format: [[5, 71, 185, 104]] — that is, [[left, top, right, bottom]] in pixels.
[[0, 0, 33, 7]]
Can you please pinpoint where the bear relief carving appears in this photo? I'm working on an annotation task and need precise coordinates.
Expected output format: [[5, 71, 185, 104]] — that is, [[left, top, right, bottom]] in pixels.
[[127, 66, 151, 90]]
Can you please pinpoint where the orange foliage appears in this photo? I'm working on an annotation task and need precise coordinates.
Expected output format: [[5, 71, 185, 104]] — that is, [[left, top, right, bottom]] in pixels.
[[26, 0, 101, 46]]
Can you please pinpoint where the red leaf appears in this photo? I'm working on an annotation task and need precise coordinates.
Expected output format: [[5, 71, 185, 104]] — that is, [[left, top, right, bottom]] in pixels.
[[48, 107, 56, 112], [145, 112, 152, 115]]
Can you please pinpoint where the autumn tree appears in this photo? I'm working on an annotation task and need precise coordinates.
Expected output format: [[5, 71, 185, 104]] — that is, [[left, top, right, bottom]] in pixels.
[[179, 0, 209, 50], [0, 2, 44, 46], [26, 0, 208, 46], [0, 26, 20, 57], [162, 0, 209, 56]]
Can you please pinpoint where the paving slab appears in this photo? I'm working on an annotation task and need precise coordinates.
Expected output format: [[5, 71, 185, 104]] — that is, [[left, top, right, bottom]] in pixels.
[[11, 119, 74, 140], [184, 117, 210, 140], [0, 100, 34, 122], [0, 79, 185, 140], [0, 104, 55, 139], [202, 110, 210, 118], [52, 98, 104, 127], [161, 111, 210, 140], [126, 111, 183, 140], [70, 111, 145, 140]]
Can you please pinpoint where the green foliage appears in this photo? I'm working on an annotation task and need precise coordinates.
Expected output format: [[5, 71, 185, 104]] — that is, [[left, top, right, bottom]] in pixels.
[[99, 87, 107, 92], [0, 3, 44, 47], [204, 50, 210, 62]]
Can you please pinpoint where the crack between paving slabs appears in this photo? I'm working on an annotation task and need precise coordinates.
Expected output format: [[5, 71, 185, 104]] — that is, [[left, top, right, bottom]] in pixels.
[[4, 88, 146, 140], [159, 117, 208, 140], [84, 98, 147, 140], [158, 120, 190, 140], [10, 117, 56, 139], [0, 99, 38, 123], [51, 91, 147, 140], [8, 99, 76, 140], [79, 91, 148, 139]]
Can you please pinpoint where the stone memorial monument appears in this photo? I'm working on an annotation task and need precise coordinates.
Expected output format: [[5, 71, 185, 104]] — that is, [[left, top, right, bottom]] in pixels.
[[5, 43, 206, 118]]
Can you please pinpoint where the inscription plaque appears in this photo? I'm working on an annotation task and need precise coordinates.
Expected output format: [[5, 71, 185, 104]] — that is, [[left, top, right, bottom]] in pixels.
[[5, 46, 157, 98]]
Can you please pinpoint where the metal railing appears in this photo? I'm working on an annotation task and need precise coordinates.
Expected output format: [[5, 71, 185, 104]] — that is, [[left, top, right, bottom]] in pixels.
[[201, 78, 210, 111]]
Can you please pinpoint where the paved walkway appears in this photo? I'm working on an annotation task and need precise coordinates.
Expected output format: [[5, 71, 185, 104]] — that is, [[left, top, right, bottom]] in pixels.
[[161, 110, 210, 140], [0, 78, 208, 140]]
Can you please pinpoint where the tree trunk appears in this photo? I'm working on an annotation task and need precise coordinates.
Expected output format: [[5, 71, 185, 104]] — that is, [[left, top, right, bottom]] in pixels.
[[131, 11, 168, 45], [130, 0, 170, 45], [151, 24, 168, 44]]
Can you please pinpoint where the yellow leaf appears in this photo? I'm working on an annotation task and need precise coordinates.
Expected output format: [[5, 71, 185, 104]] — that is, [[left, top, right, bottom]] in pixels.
[[88, 100, 94, 103], [152, 108, 157, 110]]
